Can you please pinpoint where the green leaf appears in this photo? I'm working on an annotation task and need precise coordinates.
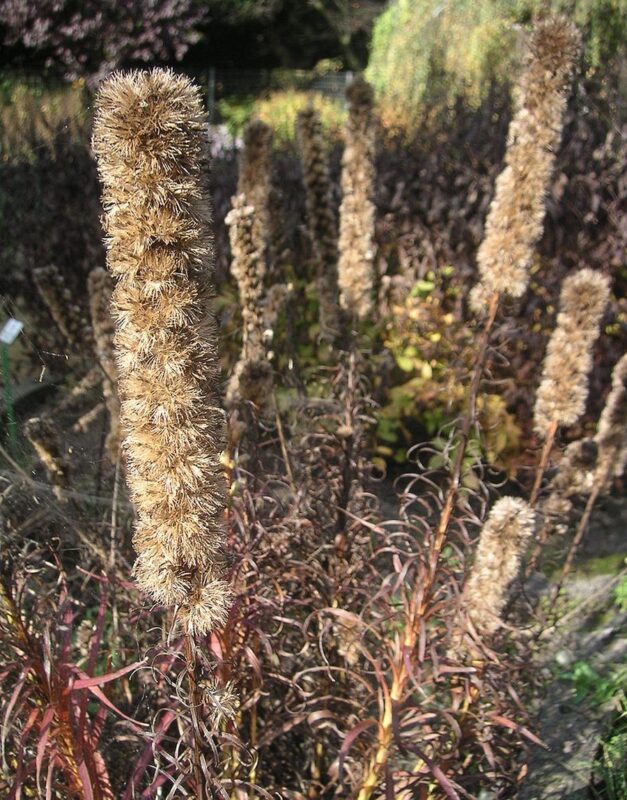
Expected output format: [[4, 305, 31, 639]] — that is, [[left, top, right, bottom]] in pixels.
[[396, 355, 416, 372]]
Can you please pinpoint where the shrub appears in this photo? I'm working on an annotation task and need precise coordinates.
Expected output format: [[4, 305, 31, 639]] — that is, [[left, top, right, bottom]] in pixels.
[[366, 0, 626, 130], [255, 89, 346, 145]]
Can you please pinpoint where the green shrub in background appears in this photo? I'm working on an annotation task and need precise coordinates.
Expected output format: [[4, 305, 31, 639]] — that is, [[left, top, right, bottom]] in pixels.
[[216, 94, 256, 138], [366, 0, 627, 130], [0, 76, 88, 162], [216, 89, 346, 144], [254, 89, 346, 145]]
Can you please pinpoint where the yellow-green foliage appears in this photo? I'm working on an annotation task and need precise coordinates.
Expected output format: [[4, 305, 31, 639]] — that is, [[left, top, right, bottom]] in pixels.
[[367, 0, 625, 130], [254, 89, 346, 145], [0, 78, 88, 162], [375, 274, 522, 474]]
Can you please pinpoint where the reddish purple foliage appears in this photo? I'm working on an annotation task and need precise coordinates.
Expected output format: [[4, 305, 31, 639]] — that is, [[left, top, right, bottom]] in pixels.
[[0, 0, 207, 83]]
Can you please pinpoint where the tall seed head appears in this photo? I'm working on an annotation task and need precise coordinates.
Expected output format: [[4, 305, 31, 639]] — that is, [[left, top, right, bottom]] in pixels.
[[92, 69, 230, 634], [338, 76, 377, 321], [296, 107, 343, 343], [473, 17, 580, 304], [595, 353, 627, 482], [534, 268, 610, 436], [237, 119, 273, 261], [225, 193, 273, 408], [464, 497, 536, 635]]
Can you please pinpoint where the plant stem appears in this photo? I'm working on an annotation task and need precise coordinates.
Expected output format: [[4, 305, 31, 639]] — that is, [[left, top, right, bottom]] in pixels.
[[184, 633, 209, 800], [529, 418, 558, 507], [547, 476, 604, 619], [357, 292, 499, 799], [523, 418, 559, 579]]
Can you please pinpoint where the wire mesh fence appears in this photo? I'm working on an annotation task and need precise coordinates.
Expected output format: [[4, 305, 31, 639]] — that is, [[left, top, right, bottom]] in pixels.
[[191, 67, 355, 121]]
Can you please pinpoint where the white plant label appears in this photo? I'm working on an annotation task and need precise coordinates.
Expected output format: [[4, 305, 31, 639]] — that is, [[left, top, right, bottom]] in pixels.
[[0, 318, 24, 345]]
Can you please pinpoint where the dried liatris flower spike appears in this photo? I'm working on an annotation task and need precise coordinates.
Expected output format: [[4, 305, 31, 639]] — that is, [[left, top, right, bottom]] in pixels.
[[87, 267, 121, 462], [338, 76, 376, 321], [542, 438, 598, 521], [464, 497, 536, 636], [32, 264, 92, 347], [92, 69, 230, 635], [534, 268, 610, 437], [237, 119, 273, 263], [296, 107, 343, 343], [595, 353, 627, 486], [527, 356, 624, 578], [472, 17, 580, 307], [225, 193, 273, 409], [543, 352, 626, 515], [547, 353, 627, 605], [23, 416, 70, 501]]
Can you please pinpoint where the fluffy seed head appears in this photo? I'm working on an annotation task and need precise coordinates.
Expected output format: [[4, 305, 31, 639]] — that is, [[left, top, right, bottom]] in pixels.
[[338, 76, 377, 321], [296, 107, 343, 342], [225, 193, 273, 407], [543, 437, 598, 519], [237, 119, 273, 257], [475, 17, 580, 299], [595, 353, 627, 482], [534, 268, 610, 436], [92, 69, 229, 634], [464, 497, 536, 635]]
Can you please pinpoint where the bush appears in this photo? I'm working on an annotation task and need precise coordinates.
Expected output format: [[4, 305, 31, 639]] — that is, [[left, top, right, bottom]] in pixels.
[[366, 0, 627, 130], [254, 89, 346, 145]]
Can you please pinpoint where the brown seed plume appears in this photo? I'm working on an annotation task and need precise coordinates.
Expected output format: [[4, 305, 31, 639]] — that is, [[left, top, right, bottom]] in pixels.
[[92, 69, 230, 634], [543, 438, 598, 521], [338, 76, 377, 321], [225, 193, 273, 408], [473, 17, 580, 304], [534, 268, 610, 437], [595, 353, 627, 483], [237, 119, 273, 263], [87, 267, 121, 462], [296, 107, 343, 343], [541, 355, 625, 531], [464, 497, 536, 635]]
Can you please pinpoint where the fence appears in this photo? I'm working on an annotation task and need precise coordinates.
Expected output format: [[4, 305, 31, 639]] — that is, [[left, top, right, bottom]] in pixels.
[[192, 68, 355, 122]]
